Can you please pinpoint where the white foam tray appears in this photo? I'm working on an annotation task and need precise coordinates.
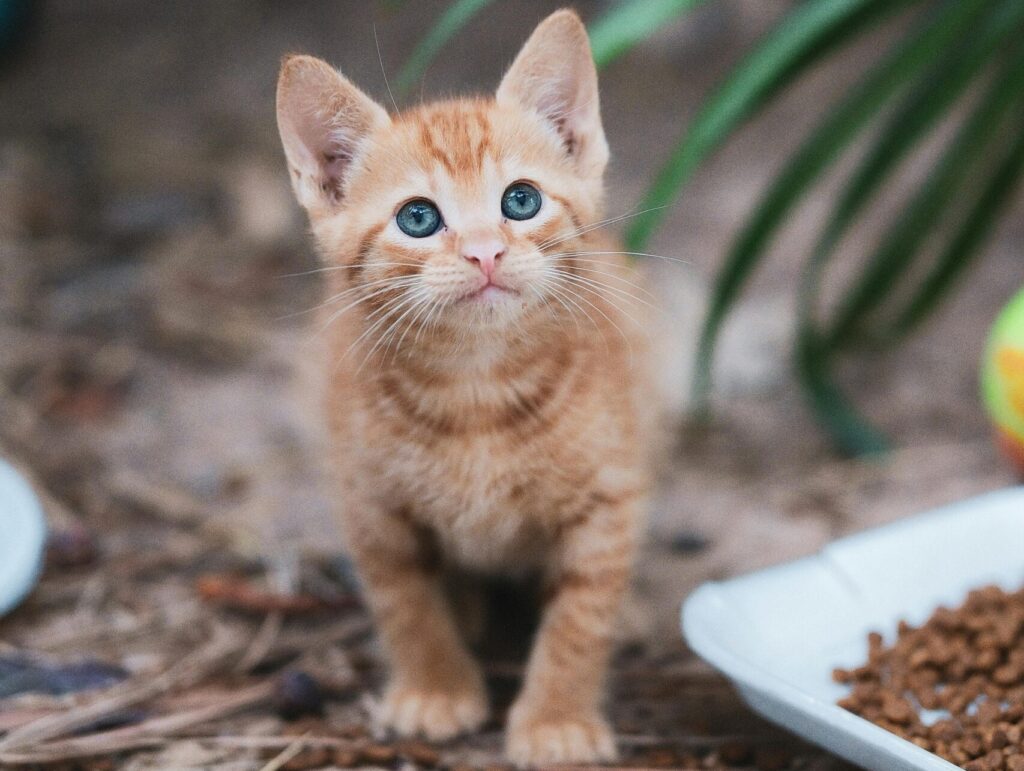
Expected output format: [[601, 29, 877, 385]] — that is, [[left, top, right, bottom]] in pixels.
[[0, 458, 47, 617], [682, 487, 1024, 771]]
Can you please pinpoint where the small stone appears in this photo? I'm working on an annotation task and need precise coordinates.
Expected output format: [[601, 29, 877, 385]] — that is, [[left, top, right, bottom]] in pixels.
[[668, 530, 710, 555], [46, 524, 99, 568], [273, 670, 324, 720]]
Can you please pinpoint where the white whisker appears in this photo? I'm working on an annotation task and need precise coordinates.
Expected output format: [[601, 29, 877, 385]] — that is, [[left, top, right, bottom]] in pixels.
[[557, 274, 646, 330], [413, 297, 445, 347], [550, 275, 633, 357], [537, 206, 668, 251], [386, 291, 436, 360], [555, 264, 658, 301], [548, 249, 691, 266], [536, 276, 582, 331], [278, 262, 422, 278], [312, 277, 420, 333], [336, 291, 419, 374], [283, 274, 420, 321], [555, 270, 658, 313], [544, 279, 608, 351], [373, 24, 400, 114], [355, 291, 428, 373]]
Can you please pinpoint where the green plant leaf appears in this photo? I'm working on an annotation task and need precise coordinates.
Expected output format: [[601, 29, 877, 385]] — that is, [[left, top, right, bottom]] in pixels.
[[822, 0, 1024, 350], [888, 116, 1024, 337], [795, 328, 890, 456], [398, 0, 708, 100], [624, 0, 909, 253], [394, 0, 494, 98], [589, 0, 707, 68], [691, 0, 993, 407], [795, 85, 1024, 455], [792, 6, 1024, 455], [800, 0, 1024, 337]]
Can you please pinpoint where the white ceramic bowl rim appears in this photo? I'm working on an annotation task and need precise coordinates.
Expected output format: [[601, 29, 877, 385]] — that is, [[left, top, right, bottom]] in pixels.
[[681, 487, 1024, 771], [0, 458, 47, 617]]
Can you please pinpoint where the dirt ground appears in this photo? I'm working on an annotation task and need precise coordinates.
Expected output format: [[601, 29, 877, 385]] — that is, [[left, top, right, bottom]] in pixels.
[[1, 2, 1021, 769]]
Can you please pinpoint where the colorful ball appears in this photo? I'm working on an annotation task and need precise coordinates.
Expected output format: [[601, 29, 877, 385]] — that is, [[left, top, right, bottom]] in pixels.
[[982, 287, 1024, 477]]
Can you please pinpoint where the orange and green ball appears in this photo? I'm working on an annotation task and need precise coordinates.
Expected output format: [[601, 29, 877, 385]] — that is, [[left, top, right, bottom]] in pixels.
[[982, 287, 1024, 476]]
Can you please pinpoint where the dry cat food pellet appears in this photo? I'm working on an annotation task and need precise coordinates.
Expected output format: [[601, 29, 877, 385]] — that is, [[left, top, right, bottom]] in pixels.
[[833, 585, 1024, 770]]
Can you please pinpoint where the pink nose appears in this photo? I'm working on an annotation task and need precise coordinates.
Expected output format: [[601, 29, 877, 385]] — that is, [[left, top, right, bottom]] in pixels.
[[462, 240, 506, 279]]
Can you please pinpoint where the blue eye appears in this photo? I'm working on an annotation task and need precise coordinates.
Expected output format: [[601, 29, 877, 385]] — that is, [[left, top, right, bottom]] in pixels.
[[501, 183, 542, 221], [396, 199, 442, 238]]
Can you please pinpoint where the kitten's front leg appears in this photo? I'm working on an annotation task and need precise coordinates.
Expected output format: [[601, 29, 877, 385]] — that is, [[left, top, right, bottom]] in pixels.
[[346, 506, 488, 741], [505, 492, 642, 767]]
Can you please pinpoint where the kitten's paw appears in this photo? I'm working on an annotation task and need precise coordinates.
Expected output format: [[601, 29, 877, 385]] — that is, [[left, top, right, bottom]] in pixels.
[[379, 682, 488, 741], [505, 707, 617, 768]]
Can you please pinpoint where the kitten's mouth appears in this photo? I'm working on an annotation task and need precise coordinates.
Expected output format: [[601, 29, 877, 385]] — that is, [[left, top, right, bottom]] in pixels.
[[459, 280, 517, 303]]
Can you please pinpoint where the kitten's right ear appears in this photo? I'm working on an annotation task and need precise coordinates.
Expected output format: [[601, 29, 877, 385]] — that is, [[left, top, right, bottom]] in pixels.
[[276, 55, 390, 215]]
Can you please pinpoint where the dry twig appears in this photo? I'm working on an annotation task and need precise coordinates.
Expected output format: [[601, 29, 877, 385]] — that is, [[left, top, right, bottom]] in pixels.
[[0, 624, 242, 752], [0, 682, 273, 765], [257, 732, 307, 771]]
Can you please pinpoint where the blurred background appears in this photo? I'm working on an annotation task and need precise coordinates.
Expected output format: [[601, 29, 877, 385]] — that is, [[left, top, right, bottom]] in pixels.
[[0, 1, 1021, 769]]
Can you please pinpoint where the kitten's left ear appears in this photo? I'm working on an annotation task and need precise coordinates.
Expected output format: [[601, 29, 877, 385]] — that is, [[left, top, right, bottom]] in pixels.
[[276, 55, 390, 216], [496, 9, 608, 179]]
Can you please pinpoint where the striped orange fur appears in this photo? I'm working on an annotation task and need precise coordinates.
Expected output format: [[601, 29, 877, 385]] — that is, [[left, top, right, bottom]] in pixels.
[[276, 10, 652, 767]]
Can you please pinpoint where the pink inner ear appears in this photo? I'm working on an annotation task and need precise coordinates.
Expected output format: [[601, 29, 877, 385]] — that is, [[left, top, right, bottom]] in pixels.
[[552, 116, 577, 157], [321, 151, 352, 201]]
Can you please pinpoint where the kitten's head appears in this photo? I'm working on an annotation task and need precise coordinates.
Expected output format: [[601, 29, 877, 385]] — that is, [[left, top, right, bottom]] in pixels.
[[276, 10, 608, 340]]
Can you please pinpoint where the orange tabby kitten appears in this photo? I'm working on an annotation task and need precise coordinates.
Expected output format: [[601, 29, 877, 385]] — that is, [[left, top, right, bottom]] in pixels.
[[276, 10, 651, 767]]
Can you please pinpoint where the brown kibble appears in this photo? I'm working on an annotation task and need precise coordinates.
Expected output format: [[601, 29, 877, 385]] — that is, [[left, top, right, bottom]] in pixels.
[[833, 667, 853, 684], [985, 749, 1005, 769], [991, 729, 1011, 750], [996, 665, 1022, 686], [909, 647, 932, 668], [932, 719, 963, 743], [975, 650, 1001, 671], [964, 734, 985, 757], [882, 696, 915, 724], [836, 583, 1024, 769], [917, 688, 942, 710], [977, 701, 1003, 726]]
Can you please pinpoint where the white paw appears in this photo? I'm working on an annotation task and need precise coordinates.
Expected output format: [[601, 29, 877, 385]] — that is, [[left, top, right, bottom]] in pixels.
[[505, 709, 617, 768], [378, 683, 488, 741]]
